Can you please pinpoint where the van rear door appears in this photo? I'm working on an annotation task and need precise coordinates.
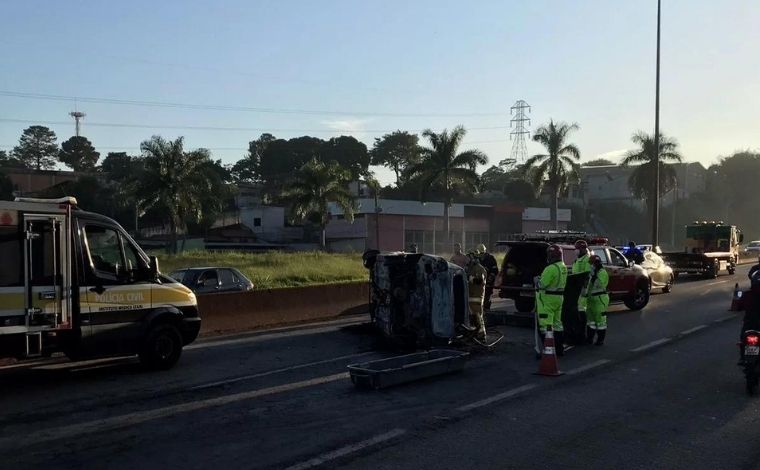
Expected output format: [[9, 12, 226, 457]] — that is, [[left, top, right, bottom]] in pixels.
[[23, 214, 71, 332]]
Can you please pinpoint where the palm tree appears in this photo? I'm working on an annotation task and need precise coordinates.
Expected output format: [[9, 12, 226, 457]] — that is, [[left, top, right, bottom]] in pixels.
[[283, 158, 357, 250], [136, 136, 217, 253], [524, 120, 582, 229], [621, 131, 683, 221], [406, 126, 487, 252]]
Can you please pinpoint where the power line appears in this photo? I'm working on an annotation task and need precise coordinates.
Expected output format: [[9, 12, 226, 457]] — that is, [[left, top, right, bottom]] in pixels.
[[0, 90, 506, 118], [0, 118, 509, 134]]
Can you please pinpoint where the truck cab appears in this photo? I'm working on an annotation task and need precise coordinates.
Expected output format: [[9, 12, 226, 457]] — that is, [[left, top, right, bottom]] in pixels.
[[0, 197, 200, 369], [662, 222, 742, 278]]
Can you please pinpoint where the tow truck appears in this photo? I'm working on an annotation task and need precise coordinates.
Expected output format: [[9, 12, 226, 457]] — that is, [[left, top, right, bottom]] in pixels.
[[0, 197, 201, 369], [661, 221, 742, 278]]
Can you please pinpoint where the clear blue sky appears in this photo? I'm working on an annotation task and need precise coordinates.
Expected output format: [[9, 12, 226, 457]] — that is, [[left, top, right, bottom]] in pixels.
[[2, 0, 758, 184]]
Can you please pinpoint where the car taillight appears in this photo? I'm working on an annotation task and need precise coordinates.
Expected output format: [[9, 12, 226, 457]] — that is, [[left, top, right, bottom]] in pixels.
[[747, 335, 759, 345]]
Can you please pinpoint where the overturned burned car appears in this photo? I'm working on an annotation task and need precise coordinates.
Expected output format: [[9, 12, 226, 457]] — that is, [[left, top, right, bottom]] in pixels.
[[363, 251, 470, 349]]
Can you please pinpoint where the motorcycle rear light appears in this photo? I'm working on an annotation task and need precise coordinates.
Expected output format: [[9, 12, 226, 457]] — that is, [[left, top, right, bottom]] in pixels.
[[747, 335, 759, 345]]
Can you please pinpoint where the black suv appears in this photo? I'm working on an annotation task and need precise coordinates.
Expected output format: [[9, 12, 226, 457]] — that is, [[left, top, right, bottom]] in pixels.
[[495, 241, 578, 313]]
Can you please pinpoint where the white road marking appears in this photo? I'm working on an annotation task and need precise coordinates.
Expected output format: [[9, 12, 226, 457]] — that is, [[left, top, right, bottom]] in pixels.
[[190, 351, 377, 390], [714, 314, 738, 323], [680, 324, 708, 336], [456, 383, 538, 412], [705, 280, 729, 286], [566, 359, 611, 375], [35, 356, 135, 371], [0, 372, 349, 449], [630, 338, 672, 352], [186, 320, 365, 351], [699, 288, 713, 296], [284, 428, 407, 470]]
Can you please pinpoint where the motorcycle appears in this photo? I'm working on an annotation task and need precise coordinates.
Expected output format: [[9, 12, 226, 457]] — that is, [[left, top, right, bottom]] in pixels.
[[741, 329, 760, 395]]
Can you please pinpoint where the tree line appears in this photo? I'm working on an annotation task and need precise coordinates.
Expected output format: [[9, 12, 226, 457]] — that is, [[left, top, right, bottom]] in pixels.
[[3, 121, 759, 250]]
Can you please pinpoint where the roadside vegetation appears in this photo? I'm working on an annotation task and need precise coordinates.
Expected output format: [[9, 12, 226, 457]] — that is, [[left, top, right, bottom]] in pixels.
[[156, 250, 506, 290], [156, 250, 369, 290]]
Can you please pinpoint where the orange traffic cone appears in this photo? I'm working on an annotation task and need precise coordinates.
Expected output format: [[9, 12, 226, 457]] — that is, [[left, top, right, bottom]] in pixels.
[[534, 329, 563, 376], [730, 283, 743, 312]]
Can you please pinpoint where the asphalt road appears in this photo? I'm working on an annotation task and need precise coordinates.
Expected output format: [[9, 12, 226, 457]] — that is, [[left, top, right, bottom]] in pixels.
[[0, 266, 756, 470]]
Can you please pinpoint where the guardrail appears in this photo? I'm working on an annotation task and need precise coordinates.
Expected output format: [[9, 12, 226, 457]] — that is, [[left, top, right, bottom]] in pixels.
[[196, 282, 369, 336]]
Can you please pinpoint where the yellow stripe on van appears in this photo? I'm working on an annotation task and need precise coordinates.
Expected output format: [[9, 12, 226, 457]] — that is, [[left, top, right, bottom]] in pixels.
[[152, 284, 196, 306], [0, 293, 24, 311]]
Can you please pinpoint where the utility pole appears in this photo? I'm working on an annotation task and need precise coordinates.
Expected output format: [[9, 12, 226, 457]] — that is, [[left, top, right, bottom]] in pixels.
[[69, 111, 86, 137], [651, 0, 662, 247], [671, 178, 677, 249]]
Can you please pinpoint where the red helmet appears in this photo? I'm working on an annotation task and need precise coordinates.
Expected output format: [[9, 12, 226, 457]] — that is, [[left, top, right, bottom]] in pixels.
[[574, 239, 588, 250], [546, 244, 563, 263], [589, 254, 602, 266]]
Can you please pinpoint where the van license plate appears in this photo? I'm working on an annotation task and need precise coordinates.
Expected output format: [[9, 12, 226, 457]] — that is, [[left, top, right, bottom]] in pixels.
[[520, 291, 535, 297], [745, 346, 759, 355]]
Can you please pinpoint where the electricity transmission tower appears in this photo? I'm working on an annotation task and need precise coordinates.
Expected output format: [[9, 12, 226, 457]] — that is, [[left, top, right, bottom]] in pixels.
[[69, 111, 86, 137], [509, 100, 531, 163]]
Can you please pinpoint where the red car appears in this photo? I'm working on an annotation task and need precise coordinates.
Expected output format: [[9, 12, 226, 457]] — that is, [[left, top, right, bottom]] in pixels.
[[495, 241, 651, 313]]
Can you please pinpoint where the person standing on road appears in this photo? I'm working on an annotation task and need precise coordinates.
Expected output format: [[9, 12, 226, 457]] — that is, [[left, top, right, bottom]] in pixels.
[[572, 239, 592, 318], [451, 243, 470, 269], [536, 244, 568, 355], [477, 243, 498, 311], [585, 254, 610, 346], [467, 254, 488, 340], [624, 241, 644, 264]]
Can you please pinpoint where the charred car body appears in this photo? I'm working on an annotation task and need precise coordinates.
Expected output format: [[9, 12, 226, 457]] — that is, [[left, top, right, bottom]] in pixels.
[[363, 251, 469, 348]]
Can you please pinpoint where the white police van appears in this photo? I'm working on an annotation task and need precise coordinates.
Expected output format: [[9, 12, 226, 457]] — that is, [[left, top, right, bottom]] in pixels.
[[0, 197, 201, 369]]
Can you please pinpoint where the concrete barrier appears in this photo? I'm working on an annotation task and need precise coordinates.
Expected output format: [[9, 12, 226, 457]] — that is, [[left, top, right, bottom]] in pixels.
[[196, 282, 369, 336]]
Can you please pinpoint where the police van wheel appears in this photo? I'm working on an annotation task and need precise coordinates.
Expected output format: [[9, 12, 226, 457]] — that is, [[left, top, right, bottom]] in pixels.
[[140, 324, 183, 370]]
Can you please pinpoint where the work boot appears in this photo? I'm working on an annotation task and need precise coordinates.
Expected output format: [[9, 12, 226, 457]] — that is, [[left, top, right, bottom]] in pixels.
[[586, 326, 596, 345], [537, 332, 546, 359], [555, 331, 565, 356], [595, 330, 606, 346]]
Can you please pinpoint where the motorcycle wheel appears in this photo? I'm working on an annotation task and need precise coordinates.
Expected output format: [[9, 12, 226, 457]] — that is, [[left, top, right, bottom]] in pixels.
[[746, 369, 759, 396]]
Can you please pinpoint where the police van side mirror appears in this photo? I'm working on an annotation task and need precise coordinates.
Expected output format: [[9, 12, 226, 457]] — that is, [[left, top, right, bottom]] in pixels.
[[149, 256, 160, 280]]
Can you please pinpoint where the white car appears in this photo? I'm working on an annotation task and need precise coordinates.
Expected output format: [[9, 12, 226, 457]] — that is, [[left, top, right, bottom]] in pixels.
[[744, 241, 760, 254]]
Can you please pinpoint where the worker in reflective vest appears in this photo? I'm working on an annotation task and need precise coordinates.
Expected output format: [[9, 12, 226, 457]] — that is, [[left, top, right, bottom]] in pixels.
[[536, 244, 567, 354], [571, 239, 592, 316], [467, 254, 488, 340], [585, 254, 609, 346]]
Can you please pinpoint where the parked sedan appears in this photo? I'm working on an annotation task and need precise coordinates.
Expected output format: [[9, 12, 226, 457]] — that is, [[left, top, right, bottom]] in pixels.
[[169, 267, 254, 294], [639, 251, 674, 293], [744, 241, 760, 255]]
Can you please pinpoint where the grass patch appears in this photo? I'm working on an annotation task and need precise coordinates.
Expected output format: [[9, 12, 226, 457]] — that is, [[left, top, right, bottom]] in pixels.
[[155, 250, 368, 290], [154, 250, 506, 290]]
